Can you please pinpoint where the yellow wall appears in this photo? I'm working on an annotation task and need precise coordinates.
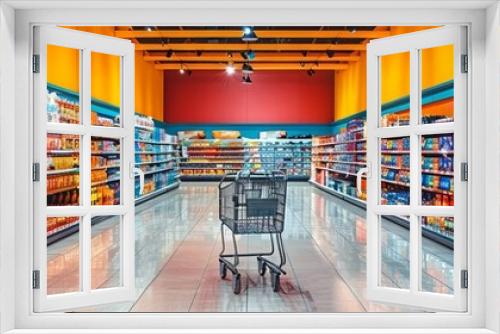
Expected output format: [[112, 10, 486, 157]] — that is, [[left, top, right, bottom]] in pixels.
[[334, 26, 453, 121], [48, 26, 164, 121]]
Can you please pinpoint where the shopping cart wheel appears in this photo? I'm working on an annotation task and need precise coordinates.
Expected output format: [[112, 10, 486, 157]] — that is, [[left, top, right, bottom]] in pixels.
[[271, 272, 280, 292], [219, 261, 227, 279], [232, 273, 241, 294], [258, 259, 267, 276]]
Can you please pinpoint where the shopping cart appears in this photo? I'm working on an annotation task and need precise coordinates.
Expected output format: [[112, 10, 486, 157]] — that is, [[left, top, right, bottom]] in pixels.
[[218, 170, 287, 294]]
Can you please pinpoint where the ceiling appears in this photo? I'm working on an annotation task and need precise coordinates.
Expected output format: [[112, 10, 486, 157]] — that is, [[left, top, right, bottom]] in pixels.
[[114, 26, 391, 71]]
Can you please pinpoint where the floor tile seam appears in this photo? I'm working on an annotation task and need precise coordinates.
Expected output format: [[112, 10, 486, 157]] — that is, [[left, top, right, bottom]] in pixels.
[[129, 200, 216, 312], [289, 208, 368, 312], [187, 228, 221, 312]]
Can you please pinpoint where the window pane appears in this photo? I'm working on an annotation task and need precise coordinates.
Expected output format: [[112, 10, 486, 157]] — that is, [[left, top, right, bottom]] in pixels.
[[421, 134, 454, 206], [91, 216, 122, 289], [47, 216, 80, 295], [380, 52, 410, 127], [91, 137, 121, 205], [420, 216, 454, 294], [47, 45, 80, 124], [421, 45, 454, 124], [380, 137, 410, 205], [47, 133, 80, 206], [380, 215, 410, 289], [91, 52, 121, 127]]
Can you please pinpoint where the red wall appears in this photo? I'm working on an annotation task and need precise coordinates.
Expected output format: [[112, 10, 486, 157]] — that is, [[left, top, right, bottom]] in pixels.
[[163, 70, 334, 124]]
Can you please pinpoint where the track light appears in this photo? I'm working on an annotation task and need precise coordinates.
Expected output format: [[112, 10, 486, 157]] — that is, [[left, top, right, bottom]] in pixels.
[[350, 27, 357, 33], [226, 63, 235, 75], [179, 64, 186, 74], [307, 69, 316, 76], [240, 51, 248, 60], [326, 50, 335, 58], [242, 63, 254, 74], [242, 74, 252, 85], [146, 27, 153, 32], [166, 50, 173, 58], [247, 50, 255, 60], [227, 52, 233, 58], [242, 27, 258, 42]]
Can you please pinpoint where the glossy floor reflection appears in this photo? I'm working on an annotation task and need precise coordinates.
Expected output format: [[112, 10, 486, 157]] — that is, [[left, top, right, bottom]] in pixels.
[[53, 182, 453, 312]]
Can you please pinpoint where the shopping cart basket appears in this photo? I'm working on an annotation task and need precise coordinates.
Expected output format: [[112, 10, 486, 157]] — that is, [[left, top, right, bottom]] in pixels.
[[218, 170, 287, 294]]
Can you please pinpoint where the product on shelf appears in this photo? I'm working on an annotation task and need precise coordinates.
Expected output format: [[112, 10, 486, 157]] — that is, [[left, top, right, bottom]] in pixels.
[[47, 90, 80, 124], [311, 119, 367, 200], [134, 117, 180, 200], [47, 217, 79, 237], [179, 138, 311, 178]]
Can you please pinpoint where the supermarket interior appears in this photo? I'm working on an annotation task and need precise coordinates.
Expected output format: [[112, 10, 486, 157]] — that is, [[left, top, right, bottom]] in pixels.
[[43, 25, 458, 313]]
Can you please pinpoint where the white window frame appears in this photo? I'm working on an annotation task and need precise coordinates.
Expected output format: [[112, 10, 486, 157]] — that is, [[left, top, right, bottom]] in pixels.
[[0, 2, 498, 334]]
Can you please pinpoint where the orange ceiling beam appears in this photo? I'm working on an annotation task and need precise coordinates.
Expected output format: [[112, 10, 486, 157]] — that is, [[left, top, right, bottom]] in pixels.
[[144, 54, 360, 63], [154, 63, 349, 71], [116, 29, 390, 39], [136, 43, 366, 51]]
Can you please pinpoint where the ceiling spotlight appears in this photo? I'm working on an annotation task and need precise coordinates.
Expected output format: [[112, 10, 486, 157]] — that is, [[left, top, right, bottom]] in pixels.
[[307, 69, 316, 76], [240, 51, 249, 60], [146, 27, 153, 32], [166, 49, 173, 58], [247, 50, 256, 60], [242, 27, 258, 42], [242, 74, 253, 85], [226, 63, 235, 75], [326, 50, 335, 58], [179, 64, 186, 74], [242, 62, 254, 74], [227, 52, 233, 58], [350, 27, 357, 33]]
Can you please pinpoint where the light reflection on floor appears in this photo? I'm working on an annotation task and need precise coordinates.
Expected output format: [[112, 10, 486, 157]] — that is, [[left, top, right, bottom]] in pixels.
[[46, 182, 453, 312]]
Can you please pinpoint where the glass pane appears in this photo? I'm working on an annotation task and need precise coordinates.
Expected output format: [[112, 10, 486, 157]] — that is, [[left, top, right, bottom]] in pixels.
[[420, 216, 454, 294], [380, 215, 410, 289], [380, 137, 410, 205], [380, 52, 410, 127], [421, 134, 454, 206], [47, 134, 80, 206], [91, 137, 121, 205], [91, 215, 122, 289], [47, 216, 80, 295], [91, 52, 121, 127], [421, 45, 454, 124], [47, 45, 80, 124]]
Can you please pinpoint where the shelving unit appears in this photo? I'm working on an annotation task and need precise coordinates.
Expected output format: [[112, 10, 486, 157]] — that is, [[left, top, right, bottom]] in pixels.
[[134, 115, 181, 201], [310, 119, 455, 249], [179, 138, 312, 180]]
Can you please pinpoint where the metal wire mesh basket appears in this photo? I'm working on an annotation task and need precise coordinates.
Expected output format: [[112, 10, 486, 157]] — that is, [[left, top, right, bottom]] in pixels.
[[219, 171, 287, 234], [218, 170, 288, 294]]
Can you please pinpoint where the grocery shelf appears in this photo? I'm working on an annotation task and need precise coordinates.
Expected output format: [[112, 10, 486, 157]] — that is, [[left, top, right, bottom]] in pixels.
[[135, 158, 178, 165], [136, 151, 178, 155], [422, 150, 454, 155], [381, 150, 410, 154], [47, 168, 79, 175], [313, 138, 366, 147], [309, 180, 453, 249], [135, 181, 180, 205], [91, 151, 120, 155], [47, 150, 79, 155], [381, 164, 410, 170], [313, 160, 366, 165], [142, 166, 177, 175], [136, 139, 178, 145], [314, 166, 366, 178]]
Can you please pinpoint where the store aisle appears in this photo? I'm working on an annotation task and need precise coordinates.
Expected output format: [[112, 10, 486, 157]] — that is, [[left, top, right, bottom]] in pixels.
[[58, 182, 452, 313]]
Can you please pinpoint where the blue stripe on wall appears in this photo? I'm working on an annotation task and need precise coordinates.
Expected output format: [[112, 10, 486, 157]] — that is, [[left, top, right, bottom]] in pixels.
[[164, 123, 332, 138]]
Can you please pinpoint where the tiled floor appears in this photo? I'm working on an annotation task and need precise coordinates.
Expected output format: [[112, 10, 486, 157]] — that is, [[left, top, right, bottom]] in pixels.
[[48, 182, 453, 313]]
